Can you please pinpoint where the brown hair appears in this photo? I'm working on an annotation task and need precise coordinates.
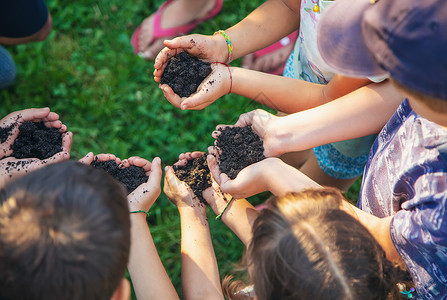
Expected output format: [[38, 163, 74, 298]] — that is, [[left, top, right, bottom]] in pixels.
[[224, 188, 407, 300], [0, 161, 130, 300]]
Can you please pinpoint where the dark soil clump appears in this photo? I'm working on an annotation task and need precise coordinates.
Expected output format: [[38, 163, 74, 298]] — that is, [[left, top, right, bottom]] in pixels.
[[11, 121, 62, 160], [216, 127, 265, 179], [173, 155, 211, 204], [91, 158, 148, 195], [160, 52, 212, 97], [0, 123, 15, 143]]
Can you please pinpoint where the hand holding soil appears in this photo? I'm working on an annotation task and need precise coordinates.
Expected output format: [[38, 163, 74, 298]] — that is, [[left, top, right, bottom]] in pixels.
[[231, 109, 282, 157], [163, 63, 231, 110], [159, 52, 212, 99], [123, 156, 162, 212], [154, 33, 228, 81], [81, 153, 149, 195], [208, 148, 272, 199], [164, 153, 207, 211], [0, 107, 68, 159]]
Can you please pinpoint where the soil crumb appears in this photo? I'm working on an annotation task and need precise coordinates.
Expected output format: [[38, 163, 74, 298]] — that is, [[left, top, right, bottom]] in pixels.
[[216, 127, 265, 179], [173, 155, 211, 204], [11, 121, 62, 160], [91, 159, 148, 195], [160, 52, 212, 97], [0, 123, 16, 143]]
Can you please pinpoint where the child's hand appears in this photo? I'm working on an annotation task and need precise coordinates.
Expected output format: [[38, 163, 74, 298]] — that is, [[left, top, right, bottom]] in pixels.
[[154, 33, 228, 82], [164, 155, 206, 212], [0, 107, 69, 159], [0, 135, 71, 190], [207, 146, 279, 199], [213, 109, 283, 157], [175, 151, 232, 215], [124, 156, 162, 212], [159, 63, 231, 110]]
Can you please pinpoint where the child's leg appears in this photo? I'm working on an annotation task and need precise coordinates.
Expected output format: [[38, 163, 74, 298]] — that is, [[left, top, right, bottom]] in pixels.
[[0, 46, 16, 89], [299, 152, 358, 191]]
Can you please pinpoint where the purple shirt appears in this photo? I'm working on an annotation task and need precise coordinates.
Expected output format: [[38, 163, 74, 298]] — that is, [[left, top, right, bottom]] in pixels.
[[359, 99, 447, 299]]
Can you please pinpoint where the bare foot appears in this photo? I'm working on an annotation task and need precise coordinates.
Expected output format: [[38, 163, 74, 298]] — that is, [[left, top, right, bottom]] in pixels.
[[136, 0, 217, 60], [242, 34, 296, 74]]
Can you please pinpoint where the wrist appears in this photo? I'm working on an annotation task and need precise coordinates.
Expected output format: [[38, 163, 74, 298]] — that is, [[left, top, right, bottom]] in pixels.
[[178, 205, 206, 217], [211, 34, 228, 63]]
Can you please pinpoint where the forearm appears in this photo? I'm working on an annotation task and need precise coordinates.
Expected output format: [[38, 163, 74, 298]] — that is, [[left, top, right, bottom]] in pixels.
[[179, 208, 223, 300], [128, 214, 179, 300], [231, 67, 325, 113], [269, 81, 402, 155], [225, 0, 299, 60], [215, 198, 259, 247], [264, 158, 321, 195], [340, 201, 402, 265]]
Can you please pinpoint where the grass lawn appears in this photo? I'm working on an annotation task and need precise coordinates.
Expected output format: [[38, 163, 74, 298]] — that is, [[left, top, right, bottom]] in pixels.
[[0, 0, 360, 298]]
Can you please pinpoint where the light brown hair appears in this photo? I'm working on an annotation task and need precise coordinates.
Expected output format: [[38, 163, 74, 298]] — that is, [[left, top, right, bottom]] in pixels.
[[224, 188, 408, 300]]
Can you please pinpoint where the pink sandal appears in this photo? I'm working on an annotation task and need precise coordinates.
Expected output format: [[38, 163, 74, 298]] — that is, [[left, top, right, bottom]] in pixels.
[[131, 0, 224, 54], [251, 31, 299, 75]]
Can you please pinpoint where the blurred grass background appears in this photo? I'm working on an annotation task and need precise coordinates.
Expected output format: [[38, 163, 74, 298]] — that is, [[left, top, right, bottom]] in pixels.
[[0, 0, 360, 298]]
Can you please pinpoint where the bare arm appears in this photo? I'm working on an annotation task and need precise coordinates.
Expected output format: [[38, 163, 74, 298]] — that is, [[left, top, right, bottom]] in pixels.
[[225, 0, 299, 60], [126, 157, 179, 300], [230, 69, 371, 113], [164, 159, 223, 300], [230, 80, 402, 157], [203, 183, 258, 247], [340, 201, 402, 265], [178, 207, 223, 300]]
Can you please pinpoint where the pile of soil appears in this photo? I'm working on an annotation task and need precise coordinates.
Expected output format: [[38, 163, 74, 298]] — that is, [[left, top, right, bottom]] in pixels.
[[215, 127, 265, 179], [0, 123, 16, 143], [91, 158, 148, 195], [11, 121, 62, 160], [160, 52, 212, 97], [173, 155, 211, 204]]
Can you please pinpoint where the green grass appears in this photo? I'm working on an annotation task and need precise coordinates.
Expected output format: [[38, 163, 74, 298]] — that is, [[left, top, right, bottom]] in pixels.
[[0, 0, 360, 298]]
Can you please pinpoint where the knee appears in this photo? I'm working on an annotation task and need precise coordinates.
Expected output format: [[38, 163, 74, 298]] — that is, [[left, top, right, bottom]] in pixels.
[[33, 13, 52, 42], [0, 47, 16, 89]]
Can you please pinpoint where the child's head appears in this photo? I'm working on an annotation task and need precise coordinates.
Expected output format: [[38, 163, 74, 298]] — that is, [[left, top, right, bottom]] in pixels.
[[225, 188, 403, 300], [0, 161, 131, 300], [317, 0, 447, 107]]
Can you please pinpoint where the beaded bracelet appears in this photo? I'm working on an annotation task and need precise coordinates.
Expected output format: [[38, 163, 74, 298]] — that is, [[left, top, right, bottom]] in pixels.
[[213, 62, 232, 94], [216, 197, 234, 220], [130, 210, 150, 219], [214, 30, 233, 64]]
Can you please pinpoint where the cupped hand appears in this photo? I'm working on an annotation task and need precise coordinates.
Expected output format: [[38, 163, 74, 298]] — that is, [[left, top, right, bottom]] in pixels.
[[124, 156, 162, 212], [0, 131, 72, 189], [159, 63, 231, 110], [207, 146, 275, 199], [154, 33, 228, 82], [175, 151, 231, 215], [212, 109, 282, 157], [164, 154, 206, 210], [0, 107, 69, 159]]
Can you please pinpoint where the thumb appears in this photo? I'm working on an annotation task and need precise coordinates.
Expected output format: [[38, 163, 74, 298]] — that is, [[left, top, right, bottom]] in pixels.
[[164, 36, 194, 49]]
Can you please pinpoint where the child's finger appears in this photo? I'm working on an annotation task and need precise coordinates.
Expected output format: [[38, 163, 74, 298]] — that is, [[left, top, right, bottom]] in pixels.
[[61, 132, 73, 154], [147, 157, 162, 187], [79, 152, 94, 165], [161, 84, 183, 108], [39, 111, 60, 122], [207, 154, 222, 185], [18, 107, 51, 123]]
